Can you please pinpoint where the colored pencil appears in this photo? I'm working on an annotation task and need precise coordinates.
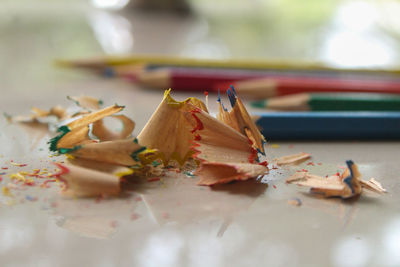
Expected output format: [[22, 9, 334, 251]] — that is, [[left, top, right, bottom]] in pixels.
[[110, 65, 400, 83], [134, 69, 400, 96], [55, 54, 400, 75], [253, 111, 400, 140], [251, 93, 400, 111]]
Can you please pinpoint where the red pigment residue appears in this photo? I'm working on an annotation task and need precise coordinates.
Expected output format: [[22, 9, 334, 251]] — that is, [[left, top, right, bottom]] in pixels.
[[131, 213, 140, 221], [1, 167, 8, 170], [317, 163, 322, 165], [41, 179, 56, 188], [204, 91, 208, 96], [95, 195, 105, 203], [162, 212, 170, 219], [26, 169, 40, 177], [50, 163, 70, 177], [110, 220, 118, 228], [194, 134, 201, 141], [247, 140, 258, 163], [259, 161, 268, 167], [307, 162, 315, 166], [0, 176, 2, 182], [301, 169, 308, 172], [336, 172, 340, 176], [147, 177, 160, 182], [190, 108, 204, 133], [24, 180, 35, 186], [13, 163, 27, 167], [273, 185, 277, 189]]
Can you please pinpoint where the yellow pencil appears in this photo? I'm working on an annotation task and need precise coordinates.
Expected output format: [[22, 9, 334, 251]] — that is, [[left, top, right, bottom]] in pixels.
[[55, 54, 400, 75]]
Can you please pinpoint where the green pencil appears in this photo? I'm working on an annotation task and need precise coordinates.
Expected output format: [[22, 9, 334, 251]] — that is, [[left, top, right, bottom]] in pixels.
[[251, 93, 400, 111]]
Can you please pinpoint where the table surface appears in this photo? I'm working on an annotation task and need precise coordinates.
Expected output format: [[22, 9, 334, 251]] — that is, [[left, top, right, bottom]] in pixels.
[[1, 1, 400, 267]]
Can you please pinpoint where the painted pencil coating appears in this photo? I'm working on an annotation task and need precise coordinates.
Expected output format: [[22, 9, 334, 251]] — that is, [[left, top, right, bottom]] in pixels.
[[254, 111, 400, 139], [252, 93, 400, 111]]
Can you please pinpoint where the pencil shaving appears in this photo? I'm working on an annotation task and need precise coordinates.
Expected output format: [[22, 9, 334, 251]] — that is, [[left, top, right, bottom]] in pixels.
[[137, 89, 207, 166], [50, 104, 125, 152], [187, 102, 268, 186], [186, 108, 253, 163], [92, 115, 135, 141], [6, 105, 69, 123], [57, 163, 121, 198], [196, 162, 267, 186], [217, 87, 266, 154], [285, 160, 387, 199], [66, 157, 133, 176], [359, 178, 387, 193], [67, 95, 103, 110], [68, 138, 144, 166], [274, 152, 311, 166], [6, 95, 105, 125]]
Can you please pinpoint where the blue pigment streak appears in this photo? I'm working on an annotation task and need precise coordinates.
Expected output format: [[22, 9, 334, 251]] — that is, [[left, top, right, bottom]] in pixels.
[[343, 160, 355, 193]]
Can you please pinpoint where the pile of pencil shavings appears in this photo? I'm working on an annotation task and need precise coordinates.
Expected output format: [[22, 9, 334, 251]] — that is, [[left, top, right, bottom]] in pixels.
[[9, 88, 387, 200], [9, 88, 268, 197]]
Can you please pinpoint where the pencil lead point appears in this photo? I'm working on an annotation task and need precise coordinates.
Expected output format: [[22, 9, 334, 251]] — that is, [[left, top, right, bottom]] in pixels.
[[227, 88, 236, 107], [230, 85, 237, 96]]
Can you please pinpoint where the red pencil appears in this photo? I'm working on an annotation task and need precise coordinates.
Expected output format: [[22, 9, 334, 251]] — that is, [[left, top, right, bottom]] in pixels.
[[132, 68, 400, 98]]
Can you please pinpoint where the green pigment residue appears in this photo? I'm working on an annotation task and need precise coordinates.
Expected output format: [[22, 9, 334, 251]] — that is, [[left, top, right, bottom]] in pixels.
[[59, 145, 82, 154], [184, 171, 196, 177], [131, 147, 147, 162], [151, 161, 161, 167], [48, 125, 70, 152]]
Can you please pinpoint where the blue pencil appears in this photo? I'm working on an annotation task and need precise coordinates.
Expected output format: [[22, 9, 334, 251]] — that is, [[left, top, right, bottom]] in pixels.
[[253, 111, 400, 140]]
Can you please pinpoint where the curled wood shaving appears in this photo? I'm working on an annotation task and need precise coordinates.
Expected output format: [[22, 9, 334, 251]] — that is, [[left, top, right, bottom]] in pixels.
[[137, 89, 207, 166], [68, 138, 144, 166], [217, 87, 266, 154], [286, 160, 361, 199], [57, 163, 122, 198], [196, 162, 267, 186], [286, 160, 387, 199], [274, 152, 311, 166]]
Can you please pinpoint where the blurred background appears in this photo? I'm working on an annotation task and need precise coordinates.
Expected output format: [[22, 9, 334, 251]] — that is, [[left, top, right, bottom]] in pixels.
[[2, 0, 400, 91]]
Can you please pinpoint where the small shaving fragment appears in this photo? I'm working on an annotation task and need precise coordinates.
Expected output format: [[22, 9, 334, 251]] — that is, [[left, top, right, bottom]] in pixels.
[[286, 160, 386, 199], [359, 178, 387, 194], [288, 198, 302, 207], [67, 95, 103, 110], [196, 162, 267, 186], [274, 152, 311, 166]]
